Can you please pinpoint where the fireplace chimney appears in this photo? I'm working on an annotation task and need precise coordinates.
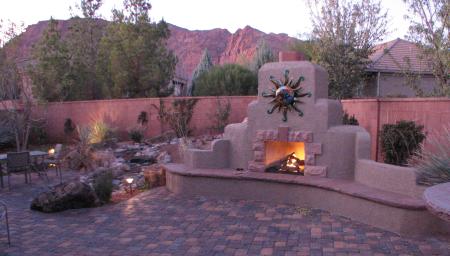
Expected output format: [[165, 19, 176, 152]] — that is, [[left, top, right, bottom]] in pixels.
[[278, 51, 305, 62]]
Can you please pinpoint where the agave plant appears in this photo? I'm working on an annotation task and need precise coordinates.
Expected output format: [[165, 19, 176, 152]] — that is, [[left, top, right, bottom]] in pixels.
[[411, 126, 450, 186]]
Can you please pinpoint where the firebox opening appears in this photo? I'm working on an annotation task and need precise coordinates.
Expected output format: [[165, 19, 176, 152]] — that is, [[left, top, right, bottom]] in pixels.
[[264, 141, 305, 175]]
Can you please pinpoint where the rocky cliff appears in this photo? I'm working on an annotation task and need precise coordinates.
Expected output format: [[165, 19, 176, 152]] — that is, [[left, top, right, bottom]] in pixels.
[[7, 19, 298, 79]]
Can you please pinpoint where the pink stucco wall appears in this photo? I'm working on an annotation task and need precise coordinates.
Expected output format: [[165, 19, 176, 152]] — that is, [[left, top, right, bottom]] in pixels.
[[31, 96, 449, 161], [35, 96, 256, 142], [342, 98, 450, 161]]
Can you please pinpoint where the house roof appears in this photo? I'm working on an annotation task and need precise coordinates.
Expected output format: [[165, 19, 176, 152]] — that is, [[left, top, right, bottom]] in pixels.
[[368, 38, 433, 74]]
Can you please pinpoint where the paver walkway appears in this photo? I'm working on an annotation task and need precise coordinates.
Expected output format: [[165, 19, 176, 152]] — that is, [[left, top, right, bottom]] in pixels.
[[0, 173, 449, 256]]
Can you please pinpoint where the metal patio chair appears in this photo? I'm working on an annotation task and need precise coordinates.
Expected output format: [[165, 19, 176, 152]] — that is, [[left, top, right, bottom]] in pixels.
[[0, 200, 10, 246], [6, 151, 32, 189], [6, 152, 49, 189]]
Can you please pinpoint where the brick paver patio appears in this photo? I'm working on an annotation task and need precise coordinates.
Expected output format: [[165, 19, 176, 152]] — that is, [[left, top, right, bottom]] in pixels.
[[0, 173, 449, 255]]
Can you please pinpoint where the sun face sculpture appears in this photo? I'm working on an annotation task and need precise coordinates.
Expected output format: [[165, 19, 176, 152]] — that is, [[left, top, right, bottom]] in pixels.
[[262, 69, 312, 122]]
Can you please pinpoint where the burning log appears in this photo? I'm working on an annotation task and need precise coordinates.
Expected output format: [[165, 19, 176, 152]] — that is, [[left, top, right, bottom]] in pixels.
[[265, 152, 304, 174]]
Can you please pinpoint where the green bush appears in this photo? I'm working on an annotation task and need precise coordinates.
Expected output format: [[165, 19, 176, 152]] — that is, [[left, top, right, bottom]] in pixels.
[[193, 64, 258, 96], [93, 169, 113, 203], [380, 120, 426, 166], [342, 111, 359, 125], [412, 127, 450, 186]]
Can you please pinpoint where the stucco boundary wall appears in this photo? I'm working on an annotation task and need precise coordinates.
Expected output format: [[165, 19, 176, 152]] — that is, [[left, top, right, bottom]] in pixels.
[[33, 96, 256, 143], [342, 97, 450, 161], [25, 97, 450, 150]]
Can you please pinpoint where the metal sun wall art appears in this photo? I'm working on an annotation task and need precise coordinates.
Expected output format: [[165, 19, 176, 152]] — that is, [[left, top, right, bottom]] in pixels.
[[262, 70, 312, 122]]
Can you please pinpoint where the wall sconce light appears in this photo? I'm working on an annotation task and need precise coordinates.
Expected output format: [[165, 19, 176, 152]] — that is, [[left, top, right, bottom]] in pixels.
[[48, 148, 55, 156]]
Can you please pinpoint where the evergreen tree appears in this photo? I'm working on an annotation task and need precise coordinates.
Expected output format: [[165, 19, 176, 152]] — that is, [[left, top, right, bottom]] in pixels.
[[97, 0, 176, 98], [189, 48, 213, 96], [250, 39, 275, 73], [29, 18, 73, 101], [65, 0, 106, 100]]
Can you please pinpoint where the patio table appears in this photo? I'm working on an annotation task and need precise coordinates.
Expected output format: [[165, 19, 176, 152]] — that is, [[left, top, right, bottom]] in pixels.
[[0, 151, 48, 188]]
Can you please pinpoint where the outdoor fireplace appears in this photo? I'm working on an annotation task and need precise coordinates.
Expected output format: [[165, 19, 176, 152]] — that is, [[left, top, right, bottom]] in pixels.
[[265, 141, 305, 174]]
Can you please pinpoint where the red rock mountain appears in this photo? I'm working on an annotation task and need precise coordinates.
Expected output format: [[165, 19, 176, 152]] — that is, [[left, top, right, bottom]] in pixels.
[[8, 19, 298, 79]]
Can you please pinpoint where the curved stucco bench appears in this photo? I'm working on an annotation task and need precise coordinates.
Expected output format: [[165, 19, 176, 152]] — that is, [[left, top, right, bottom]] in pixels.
[[164, 164, 450, 236], [424, 182, 450, 222]]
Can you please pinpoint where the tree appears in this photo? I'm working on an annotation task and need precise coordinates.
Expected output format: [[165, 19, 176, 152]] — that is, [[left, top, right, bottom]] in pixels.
[[403, 0, 449, 96], [193, 64, 258, 96], [250, 39, 275, 73], [1, 20, 42, 151], [65, 0, 107, 100], [97, 0, 176, 98], [189, 49, 213, 96], [308, 0, 388, 99], [28, 18, 73, 101]]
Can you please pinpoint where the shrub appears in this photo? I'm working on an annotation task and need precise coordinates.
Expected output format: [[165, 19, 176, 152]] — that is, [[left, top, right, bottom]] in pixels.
[[66, 126, 95, 171], [93, 169, 113, 203], [380, 120, 426, 166], [209, 98, 231, 133], [154, 99, 198, 138], [29, 121, 48, 145], [0, 112, 14, 147], [128, 126, 145, 143], [342, 111, 359, 125], [64, 118, 76, 136], [411, 127, 450, 186], [193, 64, 258, 96]]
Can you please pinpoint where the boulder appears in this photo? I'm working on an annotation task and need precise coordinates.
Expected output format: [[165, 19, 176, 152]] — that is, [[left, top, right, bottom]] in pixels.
[[142, 164, 166, 188], [31, 181, 100, 213]]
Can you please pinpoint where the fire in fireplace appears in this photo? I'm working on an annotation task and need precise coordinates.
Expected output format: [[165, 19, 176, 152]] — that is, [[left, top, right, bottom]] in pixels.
[[264, 141, 305, 175]]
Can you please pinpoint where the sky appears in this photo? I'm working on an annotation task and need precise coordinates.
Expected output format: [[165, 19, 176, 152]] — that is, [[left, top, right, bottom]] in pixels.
[[0, 0, 410, 42]]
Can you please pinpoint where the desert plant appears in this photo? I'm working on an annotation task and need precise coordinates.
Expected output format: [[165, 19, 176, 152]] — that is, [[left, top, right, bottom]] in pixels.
[[93, 169, 113, 203], [67, 126, 95, 171], [64, 118, 76, 136], [411, 127, 450, 186], [137, 111, 149, 126], [209, 98, 231, 133], [89, 121, 115, 145], [380, 120, 426, 166], [154, 99, 198, 138], [128, 126, 145, 143], [342, 111, 359, 125]]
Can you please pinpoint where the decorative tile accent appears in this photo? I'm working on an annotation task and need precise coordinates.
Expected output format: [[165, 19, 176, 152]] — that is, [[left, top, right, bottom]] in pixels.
[[248, 161, 265, 172], [305, 154, 315, 165], [306, 143, 322, 155], [252, 142, 264, 151], [304, 166, 327, 177], [254, 151, 264, 162]]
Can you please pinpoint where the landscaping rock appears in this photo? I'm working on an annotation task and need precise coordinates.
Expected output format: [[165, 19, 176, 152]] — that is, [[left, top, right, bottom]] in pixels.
[[157, 151, 172, 164], [31, 181, 100, 213], [142, 164, 166, 188]]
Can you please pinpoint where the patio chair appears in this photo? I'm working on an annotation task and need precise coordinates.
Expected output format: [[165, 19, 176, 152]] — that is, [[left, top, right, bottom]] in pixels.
[[5, 152, 49, 189], [0, 200, 10, 246], [44, 144, 63, 183], [6, 151, 32, 189]]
